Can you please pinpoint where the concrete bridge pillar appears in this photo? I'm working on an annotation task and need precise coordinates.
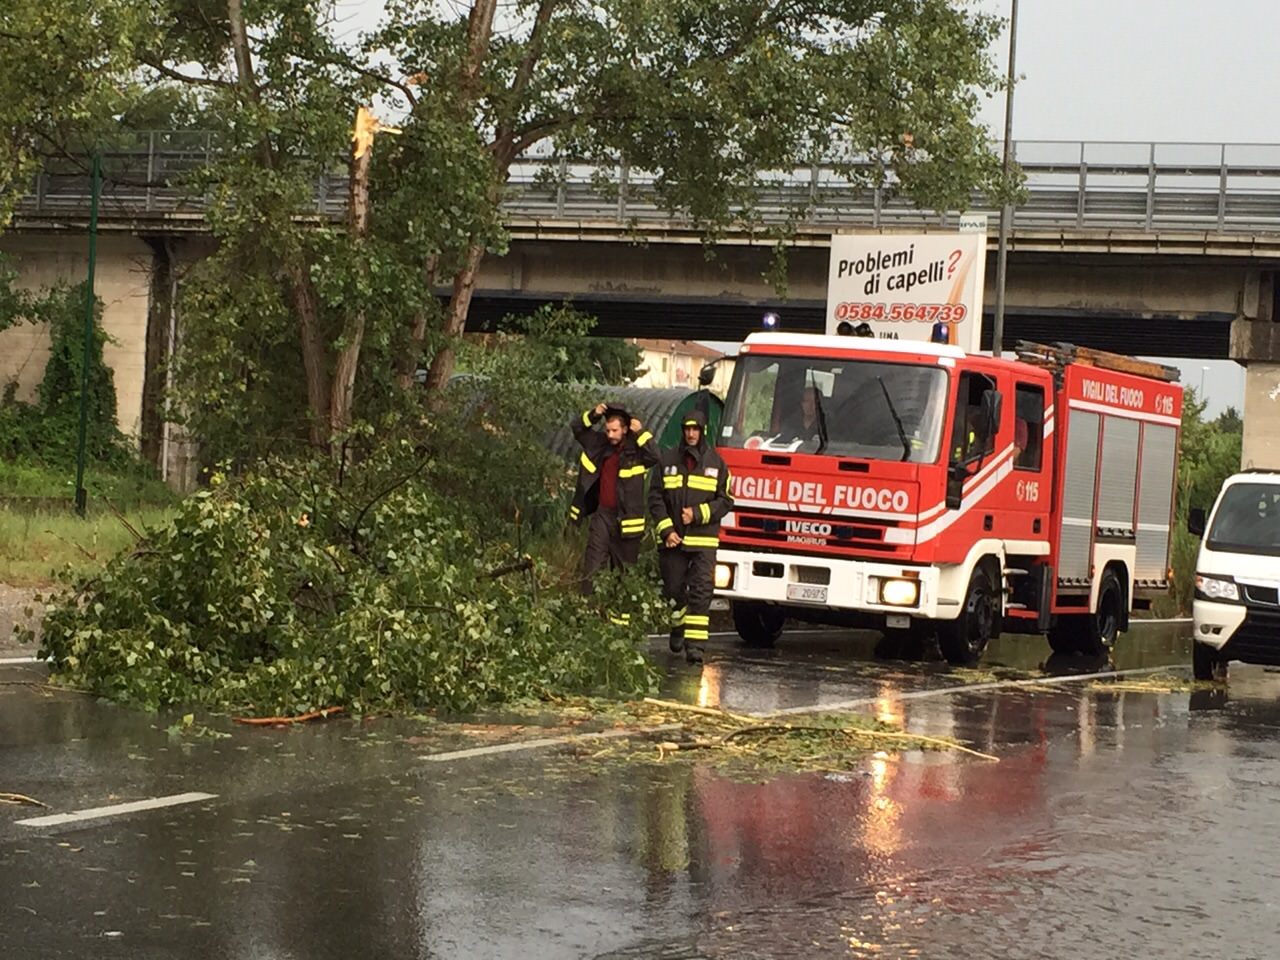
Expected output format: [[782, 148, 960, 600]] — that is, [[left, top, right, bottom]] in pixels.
[[1231, 271, 1280, 470]]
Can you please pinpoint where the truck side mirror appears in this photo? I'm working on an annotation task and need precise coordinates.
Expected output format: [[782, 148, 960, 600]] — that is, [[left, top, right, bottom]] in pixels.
[[698, 362, 716, 387], [1188, 507, 1207, 538]]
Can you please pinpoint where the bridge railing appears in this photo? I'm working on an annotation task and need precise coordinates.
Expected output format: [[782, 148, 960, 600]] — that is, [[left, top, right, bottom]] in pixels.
[[15, 137, 1280, 233]]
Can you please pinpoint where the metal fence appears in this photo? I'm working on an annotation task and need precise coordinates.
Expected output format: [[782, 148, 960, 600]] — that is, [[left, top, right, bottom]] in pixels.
[[16, 136, 1280, 234]]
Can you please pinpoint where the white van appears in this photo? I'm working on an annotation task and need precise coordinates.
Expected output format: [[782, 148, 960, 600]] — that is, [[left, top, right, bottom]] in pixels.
[[1190, 470, 1280, 679]]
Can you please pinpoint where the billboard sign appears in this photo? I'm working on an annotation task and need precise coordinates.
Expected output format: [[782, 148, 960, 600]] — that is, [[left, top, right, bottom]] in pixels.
[[825, 232, 988, 353]]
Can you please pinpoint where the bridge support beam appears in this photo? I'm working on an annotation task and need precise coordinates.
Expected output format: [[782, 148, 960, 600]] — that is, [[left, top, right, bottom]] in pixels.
[[1231, 271, 1280, 470]]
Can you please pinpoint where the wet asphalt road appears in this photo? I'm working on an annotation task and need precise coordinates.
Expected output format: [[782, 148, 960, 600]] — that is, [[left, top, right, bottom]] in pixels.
[[4, 622, 1280, 959]]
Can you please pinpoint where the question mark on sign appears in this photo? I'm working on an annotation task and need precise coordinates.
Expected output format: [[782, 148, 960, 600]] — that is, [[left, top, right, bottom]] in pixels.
[[947, 249, 962, 279]]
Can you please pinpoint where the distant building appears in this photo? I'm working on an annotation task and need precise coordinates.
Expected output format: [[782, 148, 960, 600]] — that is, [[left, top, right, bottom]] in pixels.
[[629, 339, 734, 395]]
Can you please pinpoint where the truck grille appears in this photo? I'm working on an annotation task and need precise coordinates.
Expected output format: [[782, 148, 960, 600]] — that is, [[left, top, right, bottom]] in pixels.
[[1223, 607, 1280, 666], [1242, 584, 1280, 606], [724, 509, 906, 555]]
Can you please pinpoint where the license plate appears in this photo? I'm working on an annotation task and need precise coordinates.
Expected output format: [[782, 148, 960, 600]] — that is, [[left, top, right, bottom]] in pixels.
[[786, 583, 828, 604]]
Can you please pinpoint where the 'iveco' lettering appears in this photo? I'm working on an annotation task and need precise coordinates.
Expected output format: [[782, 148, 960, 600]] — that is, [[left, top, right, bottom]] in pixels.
[[785, 520, 832, 536], [833, 486, 910, 513]]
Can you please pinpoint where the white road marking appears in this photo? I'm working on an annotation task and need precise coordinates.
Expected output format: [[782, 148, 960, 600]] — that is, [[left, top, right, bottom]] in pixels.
[[16, 792, 218, 828], [0, 656, 39, 665], [420, 724, 679, 762], [765, 664, 1184, 717]]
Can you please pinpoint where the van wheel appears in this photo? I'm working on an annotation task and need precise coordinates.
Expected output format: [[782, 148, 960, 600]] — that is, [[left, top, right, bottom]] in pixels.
[[937, 567, 999, 665], [1193, 641, 1227, 682], [1048, 570, 1124, 657], [732, 602, 785, 648]]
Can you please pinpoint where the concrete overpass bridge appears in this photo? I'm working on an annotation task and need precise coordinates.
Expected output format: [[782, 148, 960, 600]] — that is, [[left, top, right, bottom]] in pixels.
[[4, 138, 1280, 469]]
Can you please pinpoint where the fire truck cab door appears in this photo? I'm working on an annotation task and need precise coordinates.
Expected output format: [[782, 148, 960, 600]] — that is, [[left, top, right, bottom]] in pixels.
[[945, 371, 999, 510], [1009, 380, 1052, 544]]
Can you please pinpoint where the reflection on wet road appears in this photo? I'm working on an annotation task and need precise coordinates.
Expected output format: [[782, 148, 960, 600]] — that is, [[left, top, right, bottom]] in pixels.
[[6, 620, 1280, 958]]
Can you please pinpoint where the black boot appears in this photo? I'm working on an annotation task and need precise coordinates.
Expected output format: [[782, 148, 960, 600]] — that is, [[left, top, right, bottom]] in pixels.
[[669, 628, 685, 654], [685, 643, 705, 665]]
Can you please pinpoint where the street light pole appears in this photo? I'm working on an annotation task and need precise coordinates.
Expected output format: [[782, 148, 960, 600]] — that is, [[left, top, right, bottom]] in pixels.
[[73, 152, 101, 518], [991, 0, 1019, 358]]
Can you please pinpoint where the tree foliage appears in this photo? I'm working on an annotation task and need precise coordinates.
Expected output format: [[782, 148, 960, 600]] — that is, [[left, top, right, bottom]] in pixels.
[[7, 0, 1010, 456], [0, 284, 132, 466], [0, 0, 140, 226], [33, 450, 661, 715]]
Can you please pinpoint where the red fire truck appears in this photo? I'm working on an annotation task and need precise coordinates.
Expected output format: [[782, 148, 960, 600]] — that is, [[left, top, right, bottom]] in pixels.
[[710, 333, 1183, 663]]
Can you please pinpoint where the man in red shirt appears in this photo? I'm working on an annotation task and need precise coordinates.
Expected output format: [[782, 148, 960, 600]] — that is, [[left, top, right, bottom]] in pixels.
[[570, 403, 659, 596]]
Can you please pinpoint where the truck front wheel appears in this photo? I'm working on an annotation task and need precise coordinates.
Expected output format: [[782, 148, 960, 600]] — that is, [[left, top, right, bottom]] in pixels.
[[732, 602, 786, 648], [937, 567, 999, 665]]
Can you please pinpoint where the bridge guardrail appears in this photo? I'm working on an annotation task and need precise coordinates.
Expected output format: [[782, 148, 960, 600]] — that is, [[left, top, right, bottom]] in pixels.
[[15, 138, 1280, 234]]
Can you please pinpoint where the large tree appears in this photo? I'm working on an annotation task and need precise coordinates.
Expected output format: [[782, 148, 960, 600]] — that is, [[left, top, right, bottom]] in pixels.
[[10, 0, 1009, 457]]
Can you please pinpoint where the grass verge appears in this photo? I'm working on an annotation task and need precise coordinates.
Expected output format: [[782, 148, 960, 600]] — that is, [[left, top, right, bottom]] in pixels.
[[0, 505, 176, 586]]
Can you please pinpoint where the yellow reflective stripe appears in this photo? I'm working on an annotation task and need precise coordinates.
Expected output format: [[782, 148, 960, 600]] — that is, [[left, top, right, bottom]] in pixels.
[[682, 535, 719, 549], [672, 607, 687, 625], [568, 505, 581, 518], [620, 519, 646, 530], [699, 502, 711, 524], [685, 628, 709, 641], [656, 517, 674, 534], [619, 465, 647, 478], [662, 475, 684, 489], [684, 614, 710, 626], [609, 614, 631, 625], [582, 409, 593, 427], [579, 452, 597, 473], [687, 476, 717, 491], [636, 431, 653, 447]]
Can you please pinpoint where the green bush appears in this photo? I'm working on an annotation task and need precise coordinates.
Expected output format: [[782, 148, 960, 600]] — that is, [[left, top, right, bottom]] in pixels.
[[0, 282, 137, 470], [32, 444, 662, 716]]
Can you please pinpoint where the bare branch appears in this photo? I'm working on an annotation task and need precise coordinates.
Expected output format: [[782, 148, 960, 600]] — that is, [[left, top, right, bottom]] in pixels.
[[141, 60, 237, 89]]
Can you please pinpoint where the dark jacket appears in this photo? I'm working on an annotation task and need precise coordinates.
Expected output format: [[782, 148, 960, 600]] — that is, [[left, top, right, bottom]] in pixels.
[[569, 407, 660, 539], [649, 412, 733, 551]]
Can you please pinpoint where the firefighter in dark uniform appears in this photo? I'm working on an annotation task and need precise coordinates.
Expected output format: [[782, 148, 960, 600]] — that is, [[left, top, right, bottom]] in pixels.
[[649, 410, 733, 664], [570, 402, 660, 602]]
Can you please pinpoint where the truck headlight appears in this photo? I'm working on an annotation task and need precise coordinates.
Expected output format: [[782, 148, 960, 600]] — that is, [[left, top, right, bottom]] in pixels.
[[878, 578, 920, 607], [714, 563, 736, 590], [1195, 574, 1239, 602]]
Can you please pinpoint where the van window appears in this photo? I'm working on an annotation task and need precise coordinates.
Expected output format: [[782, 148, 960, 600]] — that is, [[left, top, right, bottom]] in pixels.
[[1207, 483, 1280, 555]]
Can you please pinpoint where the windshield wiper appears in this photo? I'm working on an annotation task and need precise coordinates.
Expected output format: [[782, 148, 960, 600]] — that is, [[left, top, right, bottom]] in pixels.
[[877, 376, 911, 462], [808, 375, 829, 454]]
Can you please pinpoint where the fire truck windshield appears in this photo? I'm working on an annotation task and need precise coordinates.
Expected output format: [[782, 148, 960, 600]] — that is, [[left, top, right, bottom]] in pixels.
[[719, 355, 949, 463]]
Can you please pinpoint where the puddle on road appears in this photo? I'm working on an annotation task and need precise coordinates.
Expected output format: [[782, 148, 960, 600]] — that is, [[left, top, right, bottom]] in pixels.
[[15, 617, 1280, 958]]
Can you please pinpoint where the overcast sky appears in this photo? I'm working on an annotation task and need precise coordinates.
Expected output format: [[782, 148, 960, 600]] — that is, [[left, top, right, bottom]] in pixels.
[[336, 0, 1267, 414], [970, 0, 1270, 414]]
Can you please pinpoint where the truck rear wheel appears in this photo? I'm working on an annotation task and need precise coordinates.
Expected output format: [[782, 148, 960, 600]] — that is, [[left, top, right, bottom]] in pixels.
[[732, 602, 786, 648], [1047, 569, 1123, 657], [937, 566, 999, 665]]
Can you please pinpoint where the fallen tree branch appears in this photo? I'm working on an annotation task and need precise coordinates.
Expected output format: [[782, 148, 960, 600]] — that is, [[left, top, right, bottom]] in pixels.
[[723, 723, 999, 761], [0, 792, 47, 807], [102, 497, 145, 542], [641, 696, 756, 726], [481, 555, 534, 580], [233, 706, 344, 726]]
